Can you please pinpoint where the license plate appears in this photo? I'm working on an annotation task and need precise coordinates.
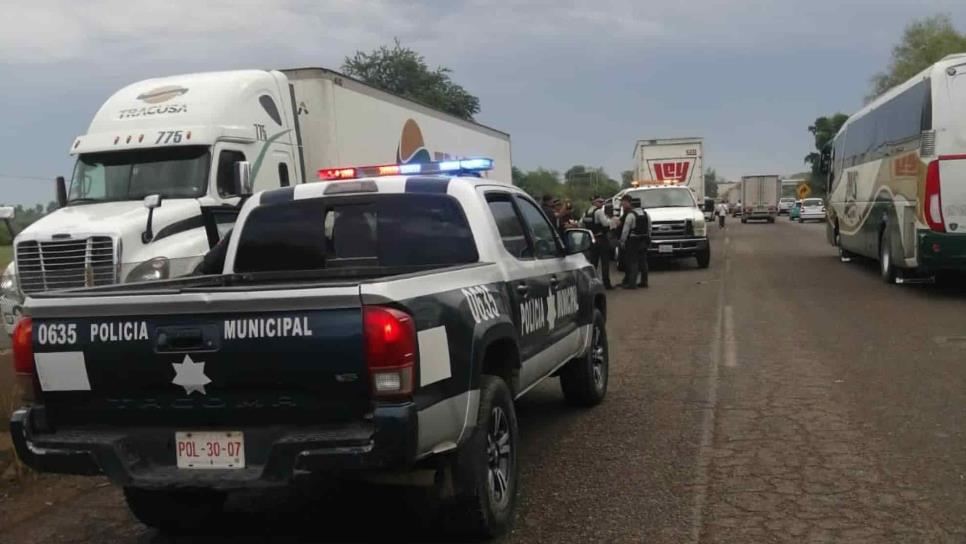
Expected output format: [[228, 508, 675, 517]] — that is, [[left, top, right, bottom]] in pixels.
[[658, 244, 673, 254], [175, 431, 245, 469]]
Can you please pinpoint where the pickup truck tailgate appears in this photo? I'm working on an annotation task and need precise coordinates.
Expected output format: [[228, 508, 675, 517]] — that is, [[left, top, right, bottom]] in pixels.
[[31, 289, 369, 427]]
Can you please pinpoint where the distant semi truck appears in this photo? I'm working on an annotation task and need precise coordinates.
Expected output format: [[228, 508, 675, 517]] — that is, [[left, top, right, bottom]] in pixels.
[[633, 137, 704, 202], [740, 175, 782, 223]]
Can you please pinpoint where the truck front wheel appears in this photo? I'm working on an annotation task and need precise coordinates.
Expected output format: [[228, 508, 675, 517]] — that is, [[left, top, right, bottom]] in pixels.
[[446, 375, 519, 538], [124, 487, 226, 532], [696, 246, 711, 269]]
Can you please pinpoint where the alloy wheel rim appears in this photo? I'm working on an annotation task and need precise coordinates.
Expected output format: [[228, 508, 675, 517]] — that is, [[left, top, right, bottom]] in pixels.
[[486, 406, 512, 508], [591, 325, 606, 390]]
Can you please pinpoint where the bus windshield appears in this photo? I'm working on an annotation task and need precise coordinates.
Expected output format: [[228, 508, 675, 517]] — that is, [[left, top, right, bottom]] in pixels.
[[69, 146, 210, 204]]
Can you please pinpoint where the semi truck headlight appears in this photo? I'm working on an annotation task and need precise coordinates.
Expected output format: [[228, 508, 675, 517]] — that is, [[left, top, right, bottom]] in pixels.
[[126, 257, 170, 282], [1, 263, 18, 297]]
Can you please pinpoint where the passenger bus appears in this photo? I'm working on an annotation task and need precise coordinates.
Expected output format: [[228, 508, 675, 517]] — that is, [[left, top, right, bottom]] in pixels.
[[824, 54, 966, 283]]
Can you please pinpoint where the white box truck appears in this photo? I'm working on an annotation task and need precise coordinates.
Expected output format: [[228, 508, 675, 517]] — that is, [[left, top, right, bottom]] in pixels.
[[633, 138, 704, 202], [739, 175, 782, 223], [3, 68, 511, 319]]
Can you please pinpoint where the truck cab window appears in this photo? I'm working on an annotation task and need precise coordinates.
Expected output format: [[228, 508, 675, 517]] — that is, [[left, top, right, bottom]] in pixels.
[[486, 194, 531, 259], [514, 196, 560, 259], [216, 150, 247, 197], [278, 163, 290, 187]]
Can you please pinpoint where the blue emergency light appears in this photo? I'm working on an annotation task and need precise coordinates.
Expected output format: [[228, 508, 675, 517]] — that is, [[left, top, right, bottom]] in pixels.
[[319, 158, 493, 181]]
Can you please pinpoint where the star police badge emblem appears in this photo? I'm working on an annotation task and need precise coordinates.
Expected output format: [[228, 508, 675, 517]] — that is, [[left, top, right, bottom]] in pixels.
[[171, 355, 211, 395]]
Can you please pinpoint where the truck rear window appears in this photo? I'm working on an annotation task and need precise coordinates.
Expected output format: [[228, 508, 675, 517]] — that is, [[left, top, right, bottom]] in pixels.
[[234, 194, 478, 273]]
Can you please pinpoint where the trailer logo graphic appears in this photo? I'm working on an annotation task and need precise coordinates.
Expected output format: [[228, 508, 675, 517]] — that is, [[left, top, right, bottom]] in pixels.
[[397, 119, 433, 164], [136, 85, 188, 104], [650, 161, 693, 183]]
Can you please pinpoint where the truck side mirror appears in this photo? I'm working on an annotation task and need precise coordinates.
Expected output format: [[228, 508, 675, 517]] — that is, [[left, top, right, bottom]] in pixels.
[[564, 229, 593, 255], [233, 161, 253, 197], [141, 194, 163, 244], [56, 176, 68, 207]]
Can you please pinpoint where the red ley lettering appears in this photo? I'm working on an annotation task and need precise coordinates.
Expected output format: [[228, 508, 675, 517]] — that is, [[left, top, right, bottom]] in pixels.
[[654, 162, 690, 182]]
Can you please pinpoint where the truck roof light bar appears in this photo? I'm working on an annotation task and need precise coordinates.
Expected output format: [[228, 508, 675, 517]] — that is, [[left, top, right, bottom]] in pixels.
[[318, 158, 493, 181]]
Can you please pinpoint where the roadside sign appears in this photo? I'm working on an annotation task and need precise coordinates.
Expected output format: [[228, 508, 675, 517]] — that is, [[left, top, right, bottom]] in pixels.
[[797, 183, 811, 199]]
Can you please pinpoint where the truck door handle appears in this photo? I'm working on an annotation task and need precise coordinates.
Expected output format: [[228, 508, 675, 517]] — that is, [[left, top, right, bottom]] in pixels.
[[156, 325, 219, 353], [549, 276, 559, 288], [515, 283, 529, 297]]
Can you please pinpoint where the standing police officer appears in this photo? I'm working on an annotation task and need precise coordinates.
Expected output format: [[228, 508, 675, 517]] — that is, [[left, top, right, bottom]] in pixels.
[[619, 194, 650, 289], [583, 197, 614, 290]]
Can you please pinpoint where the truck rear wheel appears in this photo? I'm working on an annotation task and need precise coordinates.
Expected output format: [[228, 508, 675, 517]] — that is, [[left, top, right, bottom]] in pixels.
[[445, 375, 518, 538], [560, 309, 609, 406], [124, 487, 225, 532]]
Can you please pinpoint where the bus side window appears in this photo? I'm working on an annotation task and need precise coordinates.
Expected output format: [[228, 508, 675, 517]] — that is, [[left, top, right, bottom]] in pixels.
[[278, 163, 290, 187]]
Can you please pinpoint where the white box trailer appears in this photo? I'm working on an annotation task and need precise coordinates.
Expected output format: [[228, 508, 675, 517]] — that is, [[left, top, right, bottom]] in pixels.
[[7, 68, 511, 315], [633, 137, 704, 202], [739, 175, 782, 223]]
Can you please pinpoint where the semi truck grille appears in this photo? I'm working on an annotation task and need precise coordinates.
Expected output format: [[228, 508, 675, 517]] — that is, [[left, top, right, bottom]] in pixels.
[[650, 220, 688, 238], [16, 237, 117, 294]]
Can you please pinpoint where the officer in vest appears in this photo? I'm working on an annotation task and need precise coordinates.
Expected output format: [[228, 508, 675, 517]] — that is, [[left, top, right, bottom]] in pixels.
[[583, 196, 613, 289], [619, 194, 650, 289]]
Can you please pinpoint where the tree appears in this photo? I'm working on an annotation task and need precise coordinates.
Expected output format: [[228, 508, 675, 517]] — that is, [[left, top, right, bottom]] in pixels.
[[512, 168, 562, 200], [704, 168, 720, 199], [343, 39, 481, 120], [804, 114, 849, 172], [868, 14, 966, 101], [621, 170, 634, 189]]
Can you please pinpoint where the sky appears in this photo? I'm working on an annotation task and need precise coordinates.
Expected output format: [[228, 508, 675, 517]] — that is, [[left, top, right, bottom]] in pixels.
[[1, 0, 966, 206]]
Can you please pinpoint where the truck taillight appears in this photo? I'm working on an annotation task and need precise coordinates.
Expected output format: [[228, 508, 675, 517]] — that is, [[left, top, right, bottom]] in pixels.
[[363, 306, 416, 399], [925, 160, 945, 232], [12, 317, 38, 403]]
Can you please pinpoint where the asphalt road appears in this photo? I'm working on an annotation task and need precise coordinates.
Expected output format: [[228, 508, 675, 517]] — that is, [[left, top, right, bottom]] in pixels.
[[4, 217, 966, 542]]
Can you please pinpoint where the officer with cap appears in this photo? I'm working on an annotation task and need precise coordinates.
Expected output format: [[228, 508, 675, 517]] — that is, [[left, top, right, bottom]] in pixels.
[[619, 194, 650, 289]]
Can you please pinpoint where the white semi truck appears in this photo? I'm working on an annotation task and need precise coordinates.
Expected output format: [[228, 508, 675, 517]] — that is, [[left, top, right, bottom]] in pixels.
[[633, 137, 705, 202], [2, 68, 511, 332], [739, 175, 782, 223]]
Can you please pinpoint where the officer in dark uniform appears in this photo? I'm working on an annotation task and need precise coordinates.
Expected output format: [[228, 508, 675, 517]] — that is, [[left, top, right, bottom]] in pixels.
[[583, 197, 613, 289], [619, 194, 650, 289]]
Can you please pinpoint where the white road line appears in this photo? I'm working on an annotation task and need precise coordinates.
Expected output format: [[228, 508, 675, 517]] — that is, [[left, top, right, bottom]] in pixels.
[[689, 234, 728, 544], [724, 305, 737, 368]]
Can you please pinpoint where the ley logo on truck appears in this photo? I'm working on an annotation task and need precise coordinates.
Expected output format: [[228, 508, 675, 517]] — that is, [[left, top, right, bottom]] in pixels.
[[119, 85, 189, 119], [652, 161, 693, 183]]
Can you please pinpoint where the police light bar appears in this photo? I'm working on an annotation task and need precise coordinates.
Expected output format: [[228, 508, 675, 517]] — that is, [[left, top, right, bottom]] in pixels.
[[318, 158, 493, 181]]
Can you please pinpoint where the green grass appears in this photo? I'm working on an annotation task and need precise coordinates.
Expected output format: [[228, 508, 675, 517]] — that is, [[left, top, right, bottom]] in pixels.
[[0, 245, 10, 271]]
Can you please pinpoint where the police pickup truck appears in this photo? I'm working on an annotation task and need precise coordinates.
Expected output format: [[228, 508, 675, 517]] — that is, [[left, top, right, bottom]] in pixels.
[[9, 159, 608, 538]]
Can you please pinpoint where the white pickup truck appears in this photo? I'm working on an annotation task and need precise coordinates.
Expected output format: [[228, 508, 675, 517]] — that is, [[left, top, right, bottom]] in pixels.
[[9, 159, 607, 538], [614, 185, 711, 268]]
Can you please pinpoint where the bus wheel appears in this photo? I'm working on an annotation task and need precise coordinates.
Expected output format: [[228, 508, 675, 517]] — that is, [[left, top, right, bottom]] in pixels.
[[835, 230, 852, 261], [879, 230, 897, 283]]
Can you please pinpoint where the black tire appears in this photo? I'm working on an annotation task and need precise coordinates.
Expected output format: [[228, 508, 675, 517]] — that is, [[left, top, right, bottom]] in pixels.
[[767, 217, 775, 224], [560, 309, 609, 407], [445, 375, 519, 538], [124, 487, 226, 533], [741, 218, 747, 224], [695, 246, 711, 269], [879, 229, 897, 283]]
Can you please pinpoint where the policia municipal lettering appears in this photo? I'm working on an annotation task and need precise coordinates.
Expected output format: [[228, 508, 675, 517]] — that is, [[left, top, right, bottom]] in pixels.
[[619, 194, 650, 289]]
